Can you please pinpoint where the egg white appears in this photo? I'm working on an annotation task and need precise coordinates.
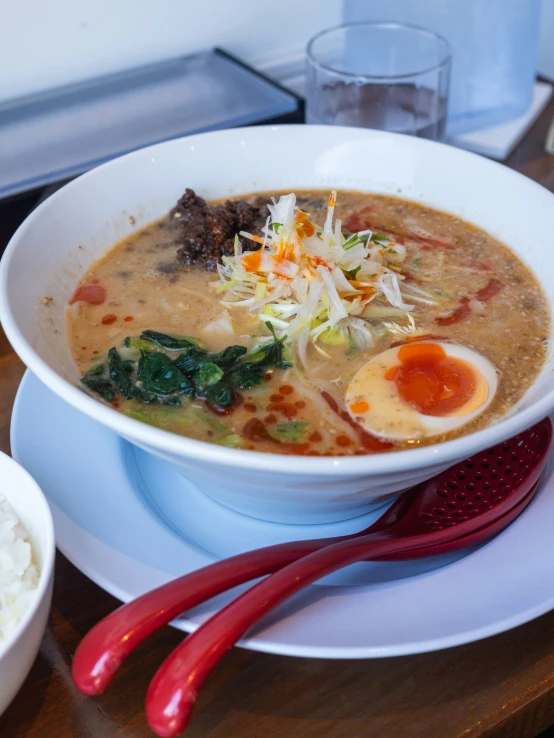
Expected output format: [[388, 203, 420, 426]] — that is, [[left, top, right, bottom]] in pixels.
[[345, 342, 498, 441]]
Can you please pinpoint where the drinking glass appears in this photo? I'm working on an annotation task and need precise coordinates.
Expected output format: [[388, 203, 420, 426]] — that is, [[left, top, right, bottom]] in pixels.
[[306, 22, 451, 141]]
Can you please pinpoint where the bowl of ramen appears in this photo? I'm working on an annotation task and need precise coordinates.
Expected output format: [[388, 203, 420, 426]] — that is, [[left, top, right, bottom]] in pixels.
[[1, 125, 553, 523]]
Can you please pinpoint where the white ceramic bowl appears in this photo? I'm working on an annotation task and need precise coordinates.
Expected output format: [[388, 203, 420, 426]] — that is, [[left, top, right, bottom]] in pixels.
[[1, 125, 553, 524], [0, 451, 55, 716]]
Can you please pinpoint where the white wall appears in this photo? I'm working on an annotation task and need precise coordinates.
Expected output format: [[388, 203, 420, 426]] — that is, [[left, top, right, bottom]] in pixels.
[[3, 0, 552, 103], [0, 0, 342, 102]]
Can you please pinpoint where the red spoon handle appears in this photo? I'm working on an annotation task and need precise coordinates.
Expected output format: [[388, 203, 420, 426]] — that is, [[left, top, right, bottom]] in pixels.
[[72, 491, 419, 696], [72, 539, 325, 694], [146, 479, 538, 738], [145, 530, 450, 737]]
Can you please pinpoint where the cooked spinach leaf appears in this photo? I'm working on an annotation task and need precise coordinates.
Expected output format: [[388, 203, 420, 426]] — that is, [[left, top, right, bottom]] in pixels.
[[140, 330, 208, 351], [204, 381, 235, 409], [246, 323, 291, 369], [174, 344, 247, 375], [229, 324, 291, 388], [162, 395, 185, 407], [195, 362, 224, 388], [210, 345, 248, 367], [228, 363, 266, 389], [82, 324, 292, 413], [137, 351, 194, 397], [81, 363, 115, 402], [84, 362, 105, 376], [174, 346, 209, 374], [108, 348, 135, 398]]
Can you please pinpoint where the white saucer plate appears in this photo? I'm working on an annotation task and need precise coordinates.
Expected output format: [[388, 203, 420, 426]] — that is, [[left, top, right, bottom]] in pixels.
[[12, 372, 554, 658]]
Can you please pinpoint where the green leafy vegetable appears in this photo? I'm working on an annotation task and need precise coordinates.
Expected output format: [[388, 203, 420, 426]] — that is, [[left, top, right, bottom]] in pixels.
[[229, 324, 291, 389], [272, 222, 282, 234], [108, 348, 135, 399], [195, 410, 227, 432], [215, 433, 244, 448], [124, 336, 157, 352], [117, 345, 141, 362], [126, 405, 194, 426], [343, 233, 364, 251], [210, 345, 248, 367], [370, 233, 388, 243], [140, 330, 208, 351], [195, 362, 224, 388], [175, 345, 247, 376], [81, 324, 292, 413], [81, 363, 115, 402], [243, 323, 291, 368], [137, 352, 194, 398], [228, 365, 266, 389], [344, 265, 361, 279], [84, 362, 105, 375], [125, 407, 153, 424], [268, 422, 309, 443], [204, 381, 235, 409], [348, 329, 360, 355], [174, 346, 209, 374]]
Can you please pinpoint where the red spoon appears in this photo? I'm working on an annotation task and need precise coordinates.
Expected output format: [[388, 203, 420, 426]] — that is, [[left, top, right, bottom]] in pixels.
[[145, 419, 551, 737], [146, 481, 539, 738], [73, 420, 551, 703]]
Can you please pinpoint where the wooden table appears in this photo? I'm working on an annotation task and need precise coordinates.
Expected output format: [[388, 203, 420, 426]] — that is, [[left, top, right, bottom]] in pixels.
[[3, 105, 554, 738]]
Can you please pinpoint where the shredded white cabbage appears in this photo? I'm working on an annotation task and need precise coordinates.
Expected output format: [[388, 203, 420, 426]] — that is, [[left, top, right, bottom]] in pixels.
[[215, 191, 434, 363]]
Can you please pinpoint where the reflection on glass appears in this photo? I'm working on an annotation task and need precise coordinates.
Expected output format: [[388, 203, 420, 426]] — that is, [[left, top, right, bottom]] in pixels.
[[306, 22, 451, 141]]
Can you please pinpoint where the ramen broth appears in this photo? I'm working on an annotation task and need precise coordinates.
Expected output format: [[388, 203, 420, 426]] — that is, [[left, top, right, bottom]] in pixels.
[[67, 190, 549, 455]]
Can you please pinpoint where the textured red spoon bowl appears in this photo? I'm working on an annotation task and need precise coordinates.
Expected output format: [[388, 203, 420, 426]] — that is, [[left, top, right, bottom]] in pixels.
[[73, 419, 551, 702], [144, 419, 552, 737]]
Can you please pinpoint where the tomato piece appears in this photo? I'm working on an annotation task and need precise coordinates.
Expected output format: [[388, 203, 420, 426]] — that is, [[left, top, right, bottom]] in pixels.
[[69, 284, 106, 305], [476, 278, 502, 302], [436, 299, 472, 326]]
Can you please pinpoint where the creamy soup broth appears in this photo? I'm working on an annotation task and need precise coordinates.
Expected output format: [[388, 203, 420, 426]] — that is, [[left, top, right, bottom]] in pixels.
[[67, 190, 549, 455]]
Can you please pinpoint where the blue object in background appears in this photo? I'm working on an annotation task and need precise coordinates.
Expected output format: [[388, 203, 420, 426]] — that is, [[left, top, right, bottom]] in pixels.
[[344, 0, 542, 135]]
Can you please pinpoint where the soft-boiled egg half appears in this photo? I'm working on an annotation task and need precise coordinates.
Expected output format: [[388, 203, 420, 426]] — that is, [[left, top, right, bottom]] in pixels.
[[345, 341, 498, 441]]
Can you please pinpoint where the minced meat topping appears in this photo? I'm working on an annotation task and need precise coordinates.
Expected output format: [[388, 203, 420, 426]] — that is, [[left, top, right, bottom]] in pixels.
[[173, 189, 262, 271]]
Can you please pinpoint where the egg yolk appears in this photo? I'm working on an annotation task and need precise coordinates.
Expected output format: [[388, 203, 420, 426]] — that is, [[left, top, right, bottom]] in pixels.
[[385, 342, 478, 416]]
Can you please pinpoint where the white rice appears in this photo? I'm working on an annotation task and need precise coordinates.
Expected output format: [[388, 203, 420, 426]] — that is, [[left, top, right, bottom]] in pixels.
[[0, 494, 39, 642]]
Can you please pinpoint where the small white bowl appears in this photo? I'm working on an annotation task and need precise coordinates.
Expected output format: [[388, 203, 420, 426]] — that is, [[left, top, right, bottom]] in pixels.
[[1, 125, 554, 524], [0, 451, 55, 716]]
